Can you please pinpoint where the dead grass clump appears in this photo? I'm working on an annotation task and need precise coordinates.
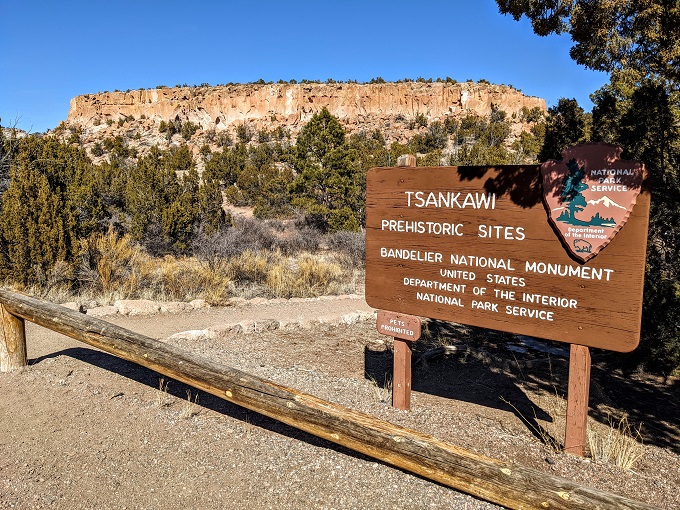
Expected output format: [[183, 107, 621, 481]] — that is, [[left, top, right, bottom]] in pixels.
[[266, 259, 295, 298], [291, 255, 344, 297], [151, 256, 232, 305], [587, 414, 645, 470], [180, 390, 200, 419], [265, 254, 347, 298], [228, 250, 272, 284], [79, 229, 150, 295]]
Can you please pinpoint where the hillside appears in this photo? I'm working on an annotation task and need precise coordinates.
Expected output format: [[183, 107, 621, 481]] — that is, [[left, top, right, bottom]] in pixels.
[[59, 81, 546, 162]]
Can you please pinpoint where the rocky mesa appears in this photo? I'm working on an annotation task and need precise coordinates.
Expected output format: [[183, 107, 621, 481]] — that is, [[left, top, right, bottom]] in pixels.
[[63, 81, 546, 158]]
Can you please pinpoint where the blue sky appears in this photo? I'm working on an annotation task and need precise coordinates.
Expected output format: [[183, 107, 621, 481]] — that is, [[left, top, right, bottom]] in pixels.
[[1, 0, 610, 133]]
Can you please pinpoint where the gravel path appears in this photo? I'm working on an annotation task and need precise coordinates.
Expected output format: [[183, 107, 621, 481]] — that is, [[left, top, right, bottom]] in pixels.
[[0, 296, 677, 509]]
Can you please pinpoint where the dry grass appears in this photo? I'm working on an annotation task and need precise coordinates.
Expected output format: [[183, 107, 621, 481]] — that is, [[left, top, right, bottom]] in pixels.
[[367, 374, 393, 404], [587, 414, 645, 470], [180, 390, 200, 419], [10, 229, 362, 306], [155, 377, 171, 408]]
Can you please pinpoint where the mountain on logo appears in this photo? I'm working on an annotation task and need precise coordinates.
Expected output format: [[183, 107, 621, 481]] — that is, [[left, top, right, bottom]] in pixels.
[[587, 195, 626, 210]]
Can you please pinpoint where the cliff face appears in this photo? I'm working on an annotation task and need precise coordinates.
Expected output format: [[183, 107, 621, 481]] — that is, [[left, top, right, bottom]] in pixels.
[[62, 82, 546, 161], [68, 82, 544, 130]]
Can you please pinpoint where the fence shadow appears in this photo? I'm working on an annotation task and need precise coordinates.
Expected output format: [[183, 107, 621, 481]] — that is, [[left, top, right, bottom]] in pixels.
[[29, 347, 375, 463]]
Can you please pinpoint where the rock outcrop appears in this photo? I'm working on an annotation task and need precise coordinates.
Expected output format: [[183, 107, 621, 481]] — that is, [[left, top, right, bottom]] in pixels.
[[69, 82, 543, 130], [62, 82, 545, 161]]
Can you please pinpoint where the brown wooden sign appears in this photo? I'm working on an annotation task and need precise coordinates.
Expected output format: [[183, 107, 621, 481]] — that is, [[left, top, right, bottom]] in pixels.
[[365, 144, 650, 353], [376, 310, 421, 341]]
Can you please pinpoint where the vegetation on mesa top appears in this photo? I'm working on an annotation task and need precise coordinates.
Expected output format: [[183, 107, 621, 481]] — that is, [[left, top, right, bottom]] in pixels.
[[86, 76, 534, 96]]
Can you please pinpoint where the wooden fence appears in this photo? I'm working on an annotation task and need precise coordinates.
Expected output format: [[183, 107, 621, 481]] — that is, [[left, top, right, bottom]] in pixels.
[[0, 289, 657, 510]]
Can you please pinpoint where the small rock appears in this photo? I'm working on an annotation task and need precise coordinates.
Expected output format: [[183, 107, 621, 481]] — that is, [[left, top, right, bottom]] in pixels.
[[317, 314, 340, 325], [167, 330, 210, 341], [253, 319, 279, 333], [86, 305, 119, 317], [248, 297, 269, 305], [339, 312, 362, 325], [206, 324, 235, 338], [114, 299, 160, 316], [160, 301, 190, 314], [268, 298, 288, 304], [237, 320, 255, 334], [278, 318, 301, 331], [189, 299, 209, 309]]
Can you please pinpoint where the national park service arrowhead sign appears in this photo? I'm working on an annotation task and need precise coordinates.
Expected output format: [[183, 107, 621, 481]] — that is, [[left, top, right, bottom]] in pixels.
[[541, 144, 645, 262]]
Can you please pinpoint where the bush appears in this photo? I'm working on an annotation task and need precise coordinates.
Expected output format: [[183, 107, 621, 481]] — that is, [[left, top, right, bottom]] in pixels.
[[326, 231, 365, 267], [236, 123, 253, 143], [181, 121, 200, 140], [193, 217, 276, 261], [409, 112, 428, 129], [274, 226, 322, 255]]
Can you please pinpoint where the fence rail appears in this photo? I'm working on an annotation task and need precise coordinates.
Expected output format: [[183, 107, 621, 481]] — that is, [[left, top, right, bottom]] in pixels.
[[0, 288, 657, 510]]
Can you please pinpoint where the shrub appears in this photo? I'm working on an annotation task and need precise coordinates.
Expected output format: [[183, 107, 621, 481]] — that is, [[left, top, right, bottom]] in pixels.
[[90, 143, 104, 157], [326, 231, 365, 267], [274, 226, 322, 255], [216, 131, 233, 147], [257, 128, 271, 143], [181, 121, 200, 140], [409, 112, 428, 129], [193, 217, 276, 261], [236, 123, 253, 143]]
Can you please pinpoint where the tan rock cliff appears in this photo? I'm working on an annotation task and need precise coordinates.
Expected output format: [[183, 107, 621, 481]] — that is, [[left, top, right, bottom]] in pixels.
[[63, 82, 546, 161]]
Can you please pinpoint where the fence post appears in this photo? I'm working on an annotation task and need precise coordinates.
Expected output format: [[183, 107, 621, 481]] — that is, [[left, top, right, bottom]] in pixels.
[[397, 154, 416, 167], [0, 304, 27, 372], [392, 338, 413, 409]]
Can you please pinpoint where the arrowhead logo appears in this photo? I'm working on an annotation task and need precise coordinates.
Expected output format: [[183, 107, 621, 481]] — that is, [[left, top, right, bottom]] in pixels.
[[541, 144, 644, 262]]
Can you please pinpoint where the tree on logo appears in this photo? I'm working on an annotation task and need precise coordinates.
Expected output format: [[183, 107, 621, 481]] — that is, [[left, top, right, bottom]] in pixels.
[[560, 158, 588, 224]]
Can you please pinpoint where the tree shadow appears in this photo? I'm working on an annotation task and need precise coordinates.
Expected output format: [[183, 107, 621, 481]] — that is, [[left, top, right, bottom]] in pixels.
[[365, 320, 680, 454], [456, 165, 543, 208]]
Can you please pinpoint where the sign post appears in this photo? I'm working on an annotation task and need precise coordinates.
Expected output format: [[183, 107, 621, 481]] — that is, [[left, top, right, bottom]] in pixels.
[[565, 344, 592, 455], [376, 310, 422, 409], [365, 144, 650, 456]]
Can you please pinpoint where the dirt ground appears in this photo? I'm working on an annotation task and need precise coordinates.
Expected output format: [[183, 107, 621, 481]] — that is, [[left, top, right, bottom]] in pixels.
[[0, 298, 678, 509]]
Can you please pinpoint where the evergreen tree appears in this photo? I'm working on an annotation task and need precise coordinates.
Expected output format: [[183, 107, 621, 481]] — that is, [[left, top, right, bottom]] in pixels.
[[290, 108, 364, 231], [539, 98, 589, 161], [0, 136, 98, 284]]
